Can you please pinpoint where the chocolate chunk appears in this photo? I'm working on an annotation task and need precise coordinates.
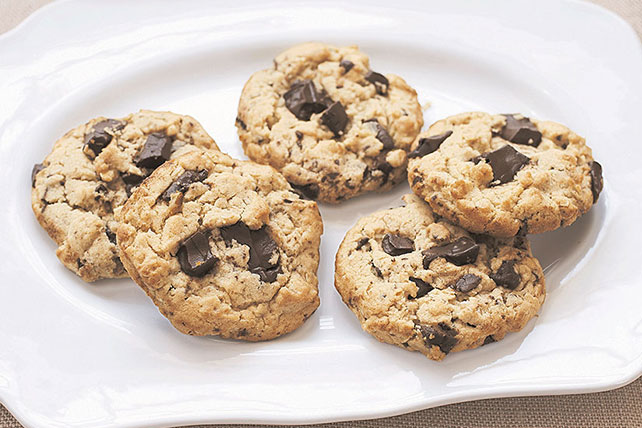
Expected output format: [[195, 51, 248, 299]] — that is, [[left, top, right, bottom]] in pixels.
[[420, 323, 458, 354], [247, 227, 278, 270], [376, 160, 393, 184], [95, 183, 108, 195], [356, 237, 370, 250], [409, 277, 433, 299], [235, 116, 247, 130], [283, 80, 330, 120], [121, 173, 145, 195], [94, 184, 109, 203], [220, 222, 251, 248], [105, 225, 117, 245], [31, 163, 44, 187], [339, 60, 354, 73], [321, 101, 349, 137], [253, 264, 281, 283], [483, 335, 496, 345], [590, 161, 603, 203], [324, 172, 339, 181], [362, 166, 372, 181], [408, 131, 453, 158], [177, 230, 217, 277], [83, 119, 125, 156], [381, 233, 414, 256], [479, 145, 530, 185], [490, 260, 521, 289], [134, 132, 173, 169], [371, 263, 383, 278], [122, 173, 145, 184], [290, 182, 319, 200], [220, 223, 280, 282], [453, 274, 481, 292], [161, 169, 208, 201], [423, 236, 479, 267], [365, 119, 394, 150], [500, 114, 542, 146], [365, 70, 389, 95]]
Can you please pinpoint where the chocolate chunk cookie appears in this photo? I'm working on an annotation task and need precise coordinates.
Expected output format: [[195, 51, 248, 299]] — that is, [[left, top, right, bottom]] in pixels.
[[116, 149, 322, 340], [408, 112, 602, 237], [334, 194, 545, 361], [236, 42, 423, 203], [31, 110, 219, 282]]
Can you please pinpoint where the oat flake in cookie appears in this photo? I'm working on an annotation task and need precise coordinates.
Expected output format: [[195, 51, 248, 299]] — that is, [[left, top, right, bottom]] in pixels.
[[116, 149, 322, 341], [334, 194, 545, 361], [408, 112, 603, 237], [236, 42, 424, 203], [30, 110, 219, 282]]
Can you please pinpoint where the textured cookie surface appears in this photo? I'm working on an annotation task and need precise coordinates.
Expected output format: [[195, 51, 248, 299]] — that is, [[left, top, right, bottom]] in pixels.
[[408, 112, 603, 237], [334, 194, 545, 361], [31, 110, 219, 282], [237, 42, 423, 203], [116, 149, 322, 341]]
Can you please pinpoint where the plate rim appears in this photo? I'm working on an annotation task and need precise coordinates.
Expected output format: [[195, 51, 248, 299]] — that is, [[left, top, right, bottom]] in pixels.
[[1, 1, 642, 427]]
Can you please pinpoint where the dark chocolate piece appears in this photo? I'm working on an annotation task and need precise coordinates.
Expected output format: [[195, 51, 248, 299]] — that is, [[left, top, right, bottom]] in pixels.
[[161, 169, 208, 201], [252, 265, 281, 283], [490, 260, 521, 290], [235, 116, 247, 130], [83, 119, 125, 156], [290, 182, 319, 200], [409, 277, 433, 299], [248, 227, 280, 282], [423, 236, 479, 267], [339, 60, 354, 73], [590, 161, 603, 203], [105, 225, 117, 245], [376, 160, 393, 184], [479, 145, 530, 185], [220, 222, 251, 248], [453, 274, 481, 293], [483, 335, 496, 345], [365, 70, 389, 95], [321, 101, 349, 137], [381, 233, 414, 256], [283, 80, 330, 120], [371, 263, 383, 278], [31, 163, 44, 187], [365, 119, 394, 150], [420, 323, 458, 354], [177, 230, 217, 277], [121, 173, 145, 195], [500, 114, 542, 146], [220, 222, 280, 282], [356, 237, 370, 250], [408, 131, 453, 158], [95, 183, 108, 195], [134, 132, 173, 169]]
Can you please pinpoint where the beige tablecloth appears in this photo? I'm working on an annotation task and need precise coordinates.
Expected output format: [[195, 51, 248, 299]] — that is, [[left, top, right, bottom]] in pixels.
[[2, 1, 641, 427]]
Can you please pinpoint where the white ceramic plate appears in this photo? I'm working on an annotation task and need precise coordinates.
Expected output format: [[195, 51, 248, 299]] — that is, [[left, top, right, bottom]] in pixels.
[[1, 1, 642, 427]]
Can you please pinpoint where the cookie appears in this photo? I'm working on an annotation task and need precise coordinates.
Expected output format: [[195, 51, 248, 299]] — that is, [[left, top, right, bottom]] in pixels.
[[408, 112, 603, 237], [236, 42, 423, 203], [334, 194, 545, 361], [31, 110, 219, 282], [116, 149, 322, 341]]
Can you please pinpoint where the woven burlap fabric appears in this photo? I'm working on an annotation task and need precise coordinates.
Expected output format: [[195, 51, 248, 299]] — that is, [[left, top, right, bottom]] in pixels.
[[1, 0, 641, 427]]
